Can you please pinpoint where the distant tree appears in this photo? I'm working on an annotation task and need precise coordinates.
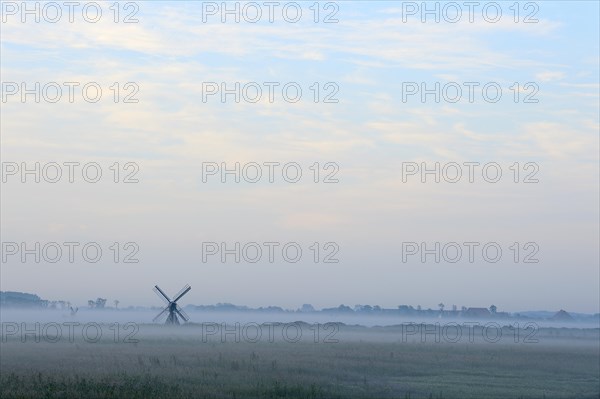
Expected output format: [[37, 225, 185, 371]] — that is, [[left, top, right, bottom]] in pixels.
[[490, 305, 497, 314], [334, 304, 353, 313], [438, 303, 445, 312], [114, 300, 119, 309], [95, 298, 107, 309], [461, 306, 467, 312], [88, 300, 95, 309], [300, 304, 315, 312], [398, 305, 413, 314]]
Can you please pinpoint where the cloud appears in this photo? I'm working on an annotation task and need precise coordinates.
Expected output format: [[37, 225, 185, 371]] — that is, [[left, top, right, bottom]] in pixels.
[[535, 71, 565, 82], [521, 122, 598, 160]]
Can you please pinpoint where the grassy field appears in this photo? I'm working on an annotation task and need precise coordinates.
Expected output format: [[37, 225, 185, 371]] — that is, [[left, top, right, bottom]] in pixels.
[[1, 323, 599, 398]]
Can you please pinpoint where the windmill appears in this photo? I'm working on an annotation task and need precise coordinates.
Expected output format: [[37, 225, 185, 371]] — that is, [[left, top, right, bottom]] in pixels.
[[153, 284, 191, 325]]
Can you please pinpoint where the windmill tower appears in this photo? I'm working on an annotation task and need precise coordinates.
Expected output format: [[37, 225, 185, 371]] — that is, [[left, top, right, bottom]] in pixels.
[[153, 284, 191, 325]]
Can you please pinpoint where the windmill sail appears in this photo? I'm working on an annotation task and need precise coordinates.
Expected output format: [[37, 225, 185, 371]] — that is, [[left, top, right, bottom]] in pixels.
[[153, 284, 192, 325]]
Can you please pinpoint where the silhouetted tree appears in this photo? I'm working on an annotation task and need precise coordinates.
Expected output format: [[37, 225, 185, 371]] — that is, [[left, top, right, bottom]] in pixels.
[[95, 298, 107, 308], [300, 304, 315, 312]]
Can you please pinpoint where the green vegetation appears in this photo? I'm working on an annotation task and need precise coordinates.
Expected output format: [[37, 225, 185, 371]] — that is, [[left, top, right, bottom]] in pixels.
[[1, 324, 598, 398]]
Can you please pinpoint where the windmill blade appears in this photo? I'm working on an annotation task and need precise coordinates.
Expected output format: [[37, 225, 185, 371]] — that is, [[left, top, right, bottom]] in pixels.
[[153, 285, 171, 304], [175, 306, 190, 323], [172, 284, 191, 303], [153, 306, 170, 322]]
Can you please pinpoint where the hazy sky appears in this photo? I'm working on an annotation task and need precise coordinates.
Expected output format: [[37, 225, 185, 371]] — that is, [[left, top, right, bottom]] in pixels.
[[1, 1, 598, 313]]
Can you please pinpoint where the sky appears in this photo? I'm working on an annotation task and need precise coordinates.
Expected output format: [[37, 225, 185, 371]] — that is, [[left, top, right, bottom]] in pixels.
[[1, 1, 599, 313]]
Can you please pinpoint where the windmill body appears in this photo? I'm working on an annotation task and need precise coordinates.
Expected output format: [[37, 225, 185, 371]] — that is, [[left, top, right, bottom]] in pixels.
[[153, 284, 191, 325]]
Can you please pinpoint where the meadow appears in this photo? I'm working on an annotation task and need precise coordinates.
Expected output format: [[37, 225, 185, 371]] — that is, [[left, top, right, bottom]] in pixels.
[[1, 322, 599, 398]]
